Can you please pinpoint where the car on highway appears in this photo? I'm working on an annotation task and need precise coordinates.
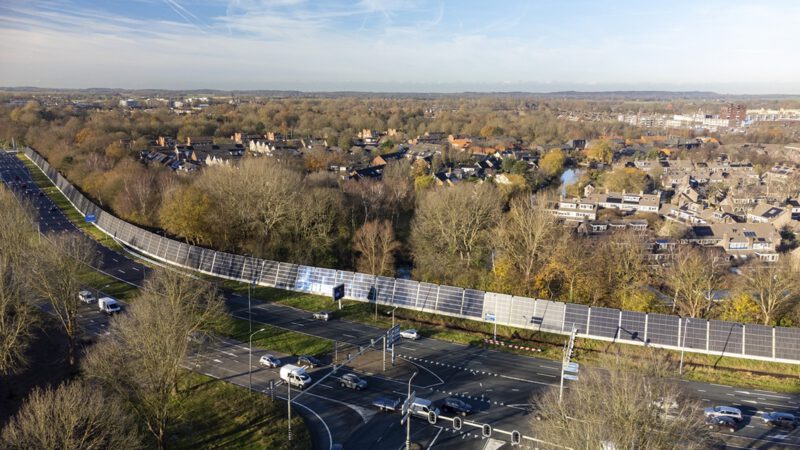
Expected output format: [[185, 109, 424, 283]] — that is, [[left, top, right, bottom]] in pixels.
[[312, 311, 330, 321], [705, 415, 738, 432], [399, 329, 419, 340], [441, 397, 472, 416], [78, 290, 96, 304], [762, 412, 800, 429], [297, 355, 321, 369], [372, 396, 401, 412], [703, 406, 742, 422], [339, 373, 367, 390], [259, 354, 282, 368]]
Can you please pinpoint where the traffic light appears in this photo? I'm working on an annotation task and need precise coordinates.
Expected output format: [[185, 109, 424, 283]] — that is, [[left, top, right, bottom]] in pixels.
[[511, 430, 521, 445], [452, 416, 462, 430], [427, 411, 437, 424], [481, 424, 492, 438]]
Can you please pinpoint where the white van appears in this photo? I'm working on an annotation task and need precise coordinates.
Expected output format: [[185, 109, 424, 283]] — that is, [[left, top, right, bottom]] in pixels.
[[409, 398, 440, 420], [280, 364, 311, 389], [98, 297, 121, 315]]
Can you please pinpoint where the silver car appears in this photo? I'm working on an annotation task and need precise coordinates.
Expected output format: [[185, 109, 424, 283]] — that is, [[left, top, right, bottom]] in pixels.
[[259, 354, 282, 368], [704, 406, 742, 422]]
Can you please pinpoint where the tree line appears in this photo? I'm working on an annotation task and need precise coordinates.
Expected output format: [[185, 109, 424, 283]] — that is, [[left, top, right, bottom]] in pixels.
[[0, 187, 300, 449]]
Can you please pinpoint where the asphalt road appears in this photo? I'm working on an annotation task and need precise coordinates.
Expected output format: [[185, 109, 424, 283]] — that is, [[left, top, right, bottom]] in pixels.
[[4, 150, 800, 450]]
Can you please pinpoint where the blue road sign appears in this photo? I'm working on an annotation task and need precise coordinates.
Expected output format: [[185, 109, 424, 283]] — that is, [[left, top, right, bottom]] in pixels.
[[85, 214, 97, 223]]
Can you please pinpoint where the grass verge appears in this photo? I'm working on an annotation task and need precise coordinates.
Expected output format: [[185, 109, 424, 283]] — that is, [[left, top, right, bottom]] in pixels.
[[224, 319, 332, 358], [169, 372, 310, 450], [18, 154, 124, 252]]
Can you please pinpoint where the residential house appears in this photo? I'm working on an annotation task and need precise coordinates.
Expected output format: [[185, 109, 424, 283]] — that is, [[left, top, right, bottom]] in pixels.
[[186, 136, 214, 146], [551, 197, 598, 221], [588, 190, 660, 213], [685, 223, 779, 261], [747, 203, 793, 229]]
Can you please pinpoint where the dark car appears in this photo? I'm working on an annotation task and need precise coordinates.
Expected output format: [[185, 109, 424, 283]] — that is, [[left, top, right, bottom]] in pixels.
[[372, 396, 401, 412], [705, 415, 737, 432], [762, 412, 800, 429], [339, 373, 367, 390], [297, 355, 321, 369], [442, 397, 472, 416]]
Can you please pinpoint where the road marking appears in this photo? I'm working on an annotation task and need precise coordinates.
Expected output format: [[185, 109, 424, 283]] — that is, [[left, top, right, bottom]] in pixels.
[[343, 334, 356, 339], [117, 269, 125, 274], [290, 321, 305, 327], [213, 359, 223, 363], [426, 426, 444, 450], [219, 350, 237, 357]]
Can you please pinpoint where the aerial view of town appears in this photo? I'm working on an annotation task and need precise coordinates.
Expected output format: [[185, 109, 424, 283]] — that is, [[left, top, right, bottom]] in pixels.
[[1, 1, 799, 449]]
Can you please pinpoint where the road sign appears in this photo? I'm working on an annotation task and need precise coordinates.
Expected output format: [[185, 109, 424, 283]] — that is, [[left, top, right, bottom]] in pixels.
[[564, 362, 580, 373], [85, 214, 96, 223], [485, 313, 496, 322], [401, 391, 416, 416], [332, 284, 345, 301], [400, 411, 410, 426], [563, 374, 579, 381], [387, 324, 401, 346]]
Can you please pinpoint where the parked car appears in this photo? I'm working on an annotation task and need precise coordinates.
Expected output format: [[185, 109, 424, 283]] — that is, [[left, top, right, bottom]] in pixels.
[[442, 397, 472, 416], [78, 290, 96, 304], [339, 373, 367, 390], [312, 311, 330, 321], [400, 329, 419, 340], [762, 412, 800, 429], [705, 415, 738, 432], [259, 354, 282, 368], [704, 406, 743, 422], [372, 396, 401, 412], [297, 355, 321, 369]]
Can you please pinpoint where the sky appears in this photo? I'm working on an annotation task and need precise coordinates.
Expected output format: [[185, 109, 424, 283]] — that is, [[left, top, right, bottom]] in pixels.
[[1, 0, 799, 94]]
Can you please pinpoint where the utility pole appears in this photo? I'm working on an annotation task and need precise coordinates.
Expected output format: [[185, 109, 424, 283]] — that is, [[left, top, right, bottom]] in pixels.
[[249, 328, 266, 390], [679, 317, 689, 375], [406, 371, 418, 450], [382, 335, 386, 372]]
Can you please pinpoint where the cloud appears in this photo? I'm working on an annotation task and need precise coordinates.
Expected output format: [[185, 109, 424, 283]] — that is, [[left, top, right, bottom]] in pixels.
[[0, 0, 798, 93]]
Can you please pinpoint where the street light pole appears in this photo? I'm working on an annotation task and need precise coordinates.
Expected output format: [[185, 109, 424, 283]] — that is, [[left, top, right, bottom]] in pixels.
[[679, 317, 689, 375], [249, 328, 266, 390], [406, 371, 418, 450], [287, 379, 293, 442]]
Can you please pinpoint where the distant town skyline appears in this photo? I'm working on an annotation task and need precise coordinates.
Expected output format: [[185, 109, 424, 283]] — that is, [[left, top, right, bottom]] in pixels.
[[1, 0, 799, 94]]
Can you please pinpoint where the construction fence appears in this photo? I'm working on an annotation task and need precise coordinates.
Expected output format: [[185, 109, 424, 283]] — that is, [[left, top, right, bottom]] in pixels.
[[23, 147, 800, 365]]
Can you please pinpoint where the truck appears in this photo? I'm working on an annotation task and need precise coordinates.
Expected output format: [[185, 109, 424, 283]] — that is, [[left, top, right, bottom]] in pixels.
[[98, 297, 121, 315], [280, 364, 312, 389], [372, 396, 401, 412]]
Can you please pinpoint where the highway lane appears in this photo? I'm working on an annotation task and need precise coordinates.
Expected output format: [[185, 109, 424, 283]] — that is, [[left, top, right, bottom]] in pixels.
[[5, 150, 800, 449]]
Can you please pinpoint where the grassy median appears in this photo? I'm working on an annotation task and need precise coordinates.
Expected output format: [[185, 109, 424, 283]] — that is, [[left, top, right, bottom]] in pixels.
[[170, 372, 311, 450]]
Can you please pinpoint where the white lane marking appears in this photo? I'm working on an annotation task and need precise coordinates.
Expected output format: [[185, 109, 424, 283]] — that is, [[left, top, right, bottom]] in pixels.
[[426, 426, 444, 450], [398, 356, 444, 387], [296, 390, 374, 424], [280, 395, 333, 450], [219, 350, 237, 358], [342, 334, 356, 339], [500, 374, 553, 386], [213, 359, 223, 363], [290, 322, 305, 327]]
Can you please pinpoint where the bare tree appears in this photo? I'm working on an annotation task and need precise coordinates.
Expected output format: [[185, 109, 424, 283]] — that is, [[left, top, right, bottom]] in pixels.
[[0, 256, 37, 376], [353, 220, 399, 276], [382, 160, 414, 222], [1, 381, 143, 450], [666, 246, 728, 318], [494, 193, 558, 296], [739, 258, 798, 325], [85, 270, 226, 450], [530, 367, 718, 450], [28, 233, 95, 367], [411, 183, 502, 284], [0, 188, 37, 264]]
